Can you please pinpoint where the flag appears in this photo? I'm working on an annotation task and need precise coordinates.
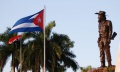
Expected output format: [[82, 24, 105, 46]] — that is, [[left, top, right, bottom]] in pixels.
[[8, 35, 21, 44], [9, 9, 44, 34]]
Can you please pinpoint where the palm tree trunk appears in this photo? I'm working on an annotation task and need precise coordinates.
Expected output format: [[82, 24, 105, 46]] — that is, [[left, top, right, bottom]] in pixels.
[[0, 62, 2, 72], [52, 55, 55, 72], [42, 67, 44, 72], [11, 53, 15, 72], [24, 70, 27, 72], [37, 63, 40, 72], [32, 65, 35, 72], [11, 65, 15, 72], [35, 55, 40, 72], [0, 66, 2, 72]]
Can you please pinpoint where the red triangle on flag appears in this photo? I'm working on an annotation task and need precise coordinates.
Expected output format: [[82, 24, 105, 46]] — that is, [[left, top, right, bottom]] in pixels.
[[33, 10, 44, 30]]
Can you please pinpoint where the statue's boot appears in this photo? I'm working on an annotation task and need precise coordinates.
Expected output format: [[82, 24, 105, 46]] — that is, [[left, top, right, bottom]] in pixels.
[[101, 61, 105, 67]]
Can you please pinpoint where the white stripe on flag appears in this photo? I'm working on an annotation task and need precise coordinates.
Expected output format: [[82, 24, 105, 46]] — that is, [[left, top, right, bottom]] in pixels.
[[11, 23, 39, 30], [30, 14, 39, 19]]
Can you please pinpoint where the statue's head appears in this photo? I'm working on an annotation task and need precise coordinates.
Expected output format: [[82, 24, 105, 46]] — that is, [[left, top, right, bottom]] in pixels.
[[95, 11, 106, 22]]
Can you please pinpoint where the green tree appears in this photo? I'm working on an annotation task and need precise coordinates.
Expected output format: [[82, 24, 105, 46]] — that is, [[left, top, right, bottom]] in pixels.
[[0, 28, 19, 72], [49, 33, 79, 72], [0, 45, 11, 72], [80, 65, 95, 72]]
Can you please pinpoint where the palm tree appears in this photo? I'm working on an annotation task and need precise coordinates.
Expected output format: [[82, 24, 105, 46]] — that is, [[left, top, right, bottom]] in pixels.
[[45, 21, 79, 72], [0, 45, 11, 72], [80, 65, 95, 72], [49, 33, 79, 72], [0, 28, 12, 72], [0, 28, 20, 72]]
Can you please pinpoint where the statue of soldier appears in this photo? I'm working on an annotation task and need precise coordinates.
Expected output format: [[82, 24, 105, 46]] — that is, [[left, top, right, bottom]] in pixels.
[[95, 11, 112, 67]]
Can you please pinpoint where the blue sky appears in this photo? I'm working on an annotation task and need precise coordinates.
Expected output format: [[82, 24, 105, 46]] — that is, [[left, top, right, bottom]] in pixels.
[[0, 0, 120, 72]]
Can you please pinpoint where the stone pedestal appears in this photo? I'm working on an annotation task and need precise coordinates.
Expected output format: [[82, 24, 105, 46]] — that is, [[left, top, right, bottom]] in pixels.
[[88, 65, 115, 72]]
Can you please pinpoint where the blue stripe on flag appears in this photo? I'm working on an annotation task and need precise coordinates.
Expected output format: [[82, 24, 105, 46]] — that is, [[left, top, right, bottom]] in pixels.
[[9, 27, 43, 34], [13, 15, 34, 27]]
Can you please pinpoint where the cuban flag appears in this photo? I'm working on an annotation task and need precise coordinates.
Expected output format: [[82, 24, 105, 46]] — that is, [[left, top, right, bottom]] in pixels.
[[9, 9, 44, 34], [8, 35, 21, 44]]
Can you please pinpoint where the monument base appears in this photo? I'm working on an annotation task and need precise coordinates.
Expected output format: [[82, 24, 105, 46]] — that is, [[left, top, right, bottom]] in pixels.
[[88, 65, 115, 72]]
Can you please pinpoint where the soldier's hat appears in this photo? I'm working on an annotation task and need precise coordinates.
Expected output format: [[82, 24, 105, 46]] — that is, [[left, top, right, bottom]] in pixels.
[[95, 11, 106, 16]]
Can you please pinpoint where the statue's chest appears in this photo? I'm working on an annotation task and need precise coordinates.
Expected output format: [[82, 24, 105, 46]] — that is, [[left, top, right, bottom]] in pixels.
[[99, 23, 109, 32]]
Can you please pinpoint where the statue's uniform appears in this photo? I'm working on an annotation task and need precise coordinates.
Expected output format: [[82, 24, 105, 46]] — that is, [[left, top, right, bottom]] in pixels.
[[98, 20, 112, 67]]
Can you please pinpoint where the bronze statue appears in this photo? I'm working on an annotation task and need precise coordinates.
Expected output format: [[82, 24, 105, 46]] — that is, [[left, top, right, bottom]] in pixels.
[[95, 11, 113, 67]]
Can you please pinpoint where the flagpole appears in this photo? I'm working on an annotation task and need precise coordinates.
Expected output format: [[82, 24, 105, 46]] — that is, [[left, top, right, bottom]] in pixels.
[[20, 37, 22, 72], [43, 6, 46, 72]]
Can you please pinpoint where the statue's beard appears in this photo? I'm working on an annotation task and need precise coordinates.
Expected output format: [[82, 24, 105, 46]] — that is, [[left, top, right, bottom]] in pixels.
[[98, 18, 104, 22], [98, 17, 106, 22], [98, 19, 102, 22]]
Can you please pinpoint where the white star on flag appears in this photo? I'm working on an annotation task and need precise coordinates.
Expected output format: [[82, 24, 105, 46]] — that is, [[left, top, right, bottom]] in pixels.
[[37, 18, 41, 23]]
